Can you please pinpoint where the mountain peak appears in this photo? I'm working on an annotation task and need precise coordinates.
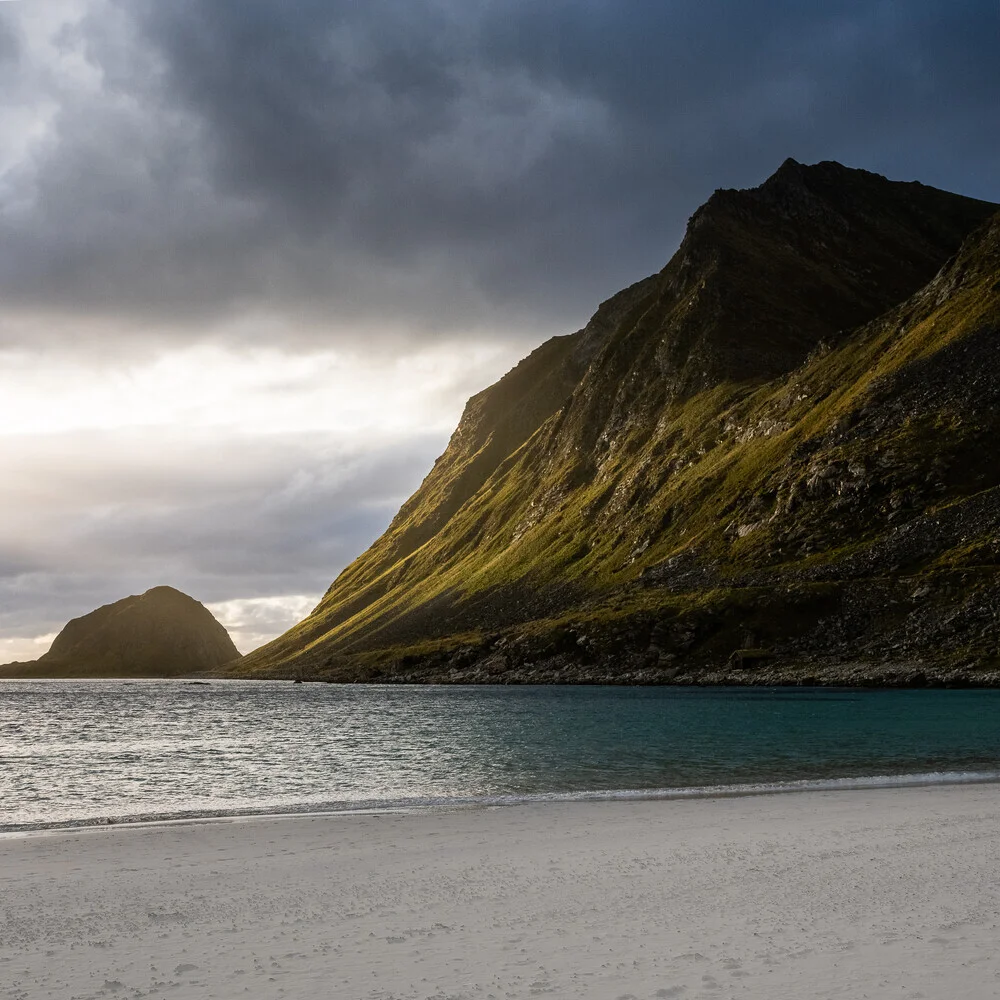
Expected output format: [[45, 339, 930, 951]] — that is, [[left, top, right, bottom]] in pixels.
[[658, 159, 998, 393], [761, 154, 809, 185], [141, 585, 191, 602]]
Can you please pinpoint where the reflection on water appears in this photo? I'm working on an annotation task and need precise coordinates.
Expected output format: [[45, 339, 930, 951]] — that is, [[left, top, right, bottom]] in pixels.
[[1, 681, 999, 829]]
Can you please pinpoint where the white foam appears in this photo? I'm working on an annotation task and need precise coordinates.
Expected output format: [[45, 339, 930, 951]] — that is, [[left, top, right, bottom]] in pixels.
[[5, 769, 999, 835]]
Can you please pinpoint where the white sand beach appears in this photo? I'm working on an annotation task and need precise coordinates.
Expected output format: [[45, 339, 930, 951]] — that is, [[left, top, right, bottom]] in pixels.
[[2, 784, 999, 1000]]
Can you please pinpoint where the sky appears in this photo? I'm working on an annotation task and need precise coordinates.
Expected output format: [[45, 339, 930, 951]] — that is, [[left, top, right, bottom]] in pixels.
[[1, 0, 997, 659]]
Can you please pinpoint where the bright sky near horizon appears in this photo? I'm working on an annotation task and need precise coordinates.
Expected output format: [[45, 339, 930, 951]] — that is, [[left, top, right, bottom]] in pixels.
[[1, 0, 997, 658]]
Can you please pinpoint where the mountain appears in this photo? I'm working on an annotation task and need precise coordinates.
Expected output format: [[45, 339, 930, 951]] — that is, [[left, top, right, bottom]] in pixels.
[[234, 160, 1000, 686], [0, 586, 240, 678]]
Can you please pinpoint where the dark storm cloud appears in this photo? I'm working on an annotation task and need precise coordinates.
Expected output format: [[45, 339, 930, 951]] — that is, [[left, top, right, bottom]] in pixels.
[[125, 0, 1000, 304], [1, 0, 996, 345]]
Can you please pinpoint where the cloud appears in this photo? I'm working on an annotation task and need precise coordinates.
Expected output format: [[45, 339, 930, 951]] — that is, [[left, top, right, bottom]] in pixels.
[[0, 0, 995, 350], [0, 338, 513, 435], [0, 306, 520, 658], [0, 16, 17, 62], [205, 595, 321, 656], [0, 425, 446, 655]]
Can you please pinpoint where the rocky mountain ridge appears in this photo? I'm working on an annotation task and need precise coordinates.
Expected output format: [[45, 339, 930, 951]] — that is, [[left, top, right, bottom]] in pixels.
[[232, 160, 1000, 685]]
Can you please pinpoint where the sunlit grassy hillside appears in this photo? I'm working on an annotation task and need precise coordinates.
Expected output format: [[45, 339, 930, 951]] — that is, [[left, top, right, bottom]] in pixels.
[[233, 161, 999, 684]]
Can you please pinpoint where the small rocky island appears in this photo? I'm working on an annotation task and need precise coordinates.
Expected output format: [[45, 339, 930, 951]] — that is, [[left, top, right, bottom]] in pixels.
[[0, 586, 240, 678]]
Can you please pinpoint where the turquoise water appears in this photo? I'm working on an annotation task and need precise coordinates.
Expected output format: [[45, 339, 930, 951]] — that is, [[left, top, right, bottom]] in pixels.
[[1, 681, 1000, 831]]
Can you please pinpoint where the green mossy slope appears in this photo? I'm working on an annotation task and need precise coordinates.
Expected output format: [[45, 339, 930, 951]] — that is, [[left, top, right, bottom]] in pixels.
[[233, 161, 999, 684]]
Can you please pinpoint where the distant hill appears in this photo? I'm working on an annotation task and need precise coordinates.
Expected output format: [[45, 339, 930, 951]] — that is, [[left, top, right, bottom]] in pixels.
[[0, 586, 240, 678], [234, 159, 1000, 685]]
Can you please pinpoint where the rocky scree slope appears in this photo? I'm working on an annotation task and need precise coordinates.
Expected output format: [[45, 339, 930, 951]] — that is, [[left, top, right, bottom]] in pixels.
[[234, 160, 1000, 685], [0, 586, 240, 678]]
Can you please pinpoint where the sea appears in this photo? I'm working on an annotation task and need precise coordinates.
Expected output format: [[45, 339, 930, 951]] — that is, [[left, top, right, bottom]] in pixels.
[[2, 681, 1000, 833]]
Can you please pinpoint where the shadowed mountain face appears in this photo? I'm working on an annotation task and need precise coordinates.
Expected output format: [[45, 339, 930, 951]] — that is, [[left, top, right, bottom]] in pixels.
[[1, 587, 239, 678], [235, 160, 1000, 685]]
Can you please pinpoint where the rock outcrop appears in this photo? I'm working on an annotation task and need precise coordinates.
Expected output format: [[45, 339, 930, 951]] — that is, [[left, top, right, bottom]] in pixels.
[[1, 586, 240, 678], [232, 160, 1000, 685]]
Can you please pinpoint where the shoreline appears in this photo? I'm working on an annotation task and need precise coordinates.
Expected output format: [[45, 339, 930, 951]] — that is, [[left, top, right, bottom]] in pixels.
[[288, 658, 1000, 687], [4, 783, 1000, 999], [6, 765, 1000, 838], [6, 650, 999, 688], [4, 671, 1000, 687]]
